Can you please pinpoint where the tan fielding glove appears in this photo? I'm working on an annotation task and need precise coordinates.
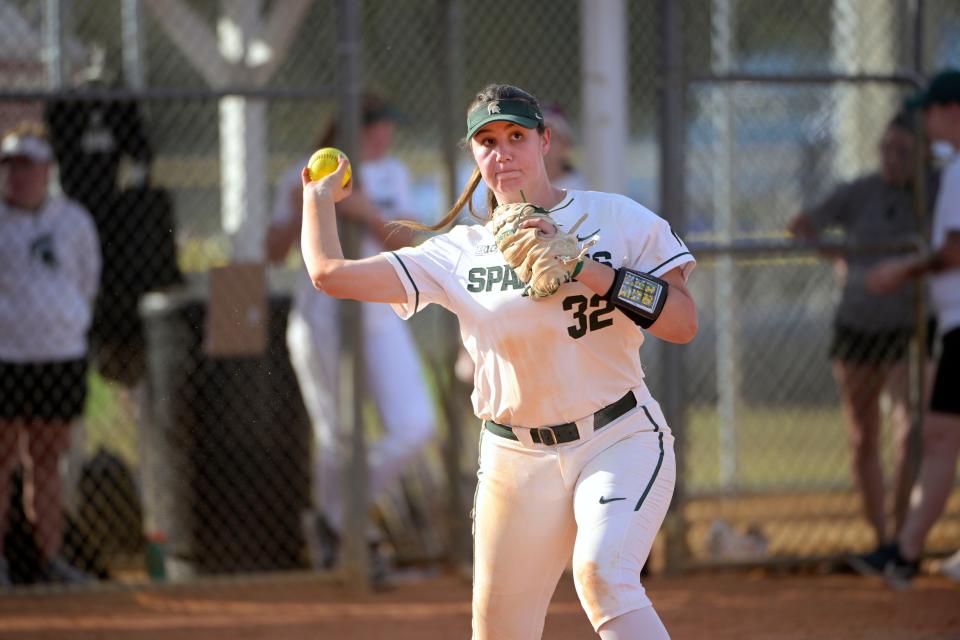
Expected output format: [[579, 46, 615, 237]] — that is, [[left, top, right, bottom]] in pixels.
[[491, 202, 599, 299]]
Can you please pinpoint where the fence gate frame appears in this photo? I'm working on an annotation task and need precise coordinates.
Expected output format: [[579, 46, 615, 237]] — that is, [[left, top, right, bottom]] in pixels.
[[657, 0, 931, 572]]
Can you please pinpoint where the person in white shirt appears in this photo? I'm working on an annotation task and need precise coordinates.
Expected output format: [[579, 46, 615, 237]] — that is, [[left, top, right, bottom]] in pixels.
[[299, 84, 697, 639], [862, 69, 960, 586], [266, 95, 436, 572], [0, 123, 100, 585]]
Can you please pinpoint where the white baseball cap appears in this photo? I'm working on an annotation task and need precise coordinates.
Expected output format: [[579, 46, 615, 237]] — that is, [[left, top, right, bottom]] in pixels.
[[0, 132, 53, 163]]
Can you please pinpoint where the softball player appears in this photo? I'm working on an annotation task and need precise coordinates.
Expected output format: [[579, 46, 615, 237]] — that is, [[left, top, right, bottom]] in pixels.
[[300, 84, 697, 639], [266, 96, 436, 554]]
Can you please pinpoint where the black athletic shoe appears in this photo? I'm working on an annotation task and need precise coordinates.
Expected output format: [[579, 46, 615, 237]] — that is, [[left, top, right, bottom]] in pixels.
[[302, 510, 391, 587], [313, 513, 342, 570], [368, 541, 391, 591], [0, 557, 11, 589], [847, 544, 897, 577], [302, 510, 341, 571], [42, 556, 95, 584], [884, 554, 920, 590]]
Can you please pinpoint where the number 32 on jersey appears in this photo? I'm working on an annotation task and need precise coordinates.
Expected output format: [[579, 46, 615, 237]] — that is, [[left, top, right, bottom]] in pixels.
[[466, 251, 618, 341], [562, 250, 614, 339]]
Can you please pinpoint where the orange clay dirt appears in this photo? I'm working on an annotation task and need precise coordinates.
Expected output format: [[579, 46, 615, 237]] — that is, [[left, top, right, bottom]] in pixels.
[[0, 569, 958, 639]]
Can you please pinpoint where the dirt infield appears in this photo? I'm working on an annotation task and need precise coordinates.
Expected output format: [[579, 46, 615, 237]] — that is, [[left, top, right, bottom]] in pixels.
[[0, 570, 957, 640]]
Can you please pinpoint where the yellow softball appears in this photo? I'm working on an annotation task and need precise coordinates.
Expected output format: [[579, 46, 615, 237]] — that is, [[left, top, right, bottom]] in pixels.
[[307, 147, 352, 187]]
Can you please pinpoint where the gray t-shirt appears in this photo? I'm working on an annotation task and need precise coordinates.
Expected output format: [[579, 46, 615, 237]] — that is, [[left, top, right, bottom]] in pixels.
[[806, 173, 931, 332]]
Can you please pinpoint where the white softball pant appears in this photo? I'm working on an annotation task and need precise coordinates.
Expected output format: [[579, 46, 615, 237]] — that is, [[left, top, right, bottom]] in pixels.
[[471, 393, 676, 639], [286, 302, 436, 531]]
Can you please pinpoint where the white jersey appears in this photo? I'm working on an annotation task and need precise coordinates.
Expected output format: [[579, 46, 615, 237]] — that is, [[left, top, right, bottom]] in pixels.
[[384, 189, 695, 427], [931, 154, 960, 332], [0, 196, 100, 362]]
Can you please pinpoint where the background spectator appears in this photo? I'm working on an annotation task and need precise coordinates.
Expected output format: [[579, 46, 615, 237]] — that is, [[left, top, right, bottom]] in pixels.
[[787, 111, 937, 559], [0, 122, 100, 585], [44, 46, 180, 387], [861, 69, 960, 586]]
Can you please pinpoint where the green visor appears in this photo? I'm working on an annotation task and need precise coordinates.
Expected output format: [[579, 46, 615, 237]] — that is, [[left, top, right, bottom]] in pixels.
[[466, 99, 544, 139]]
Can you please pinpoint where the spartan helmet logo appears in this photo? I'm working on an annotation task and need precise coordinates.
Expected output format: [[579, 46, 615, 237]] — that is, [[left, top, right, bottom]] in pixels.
[[487, 101, 501, 115]]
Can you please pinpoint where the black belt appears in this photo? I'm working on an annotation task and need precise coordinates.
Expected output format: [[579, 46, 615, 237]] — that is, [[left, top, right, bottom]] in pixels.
[[483, 391, 637, 446]]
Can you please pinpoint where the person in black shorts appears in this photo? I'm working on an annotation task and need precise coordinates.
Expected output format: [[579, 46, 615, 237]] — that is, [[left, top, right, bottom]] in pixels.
[[788, 111, 937, 556], [0, 123, 100, 585], [860, 69, 960, 586]]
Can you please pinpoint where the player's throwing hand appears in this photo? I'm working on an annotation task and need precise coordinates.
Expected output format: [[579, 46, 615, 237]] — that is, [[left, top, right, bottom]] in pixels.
[[301, 157, 352, 203]]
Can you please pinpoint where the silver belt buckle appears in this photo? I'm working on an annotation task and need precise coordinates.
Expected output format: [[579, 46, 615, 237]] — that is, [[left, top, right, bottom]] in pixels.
[[536, 427, 557, 446]]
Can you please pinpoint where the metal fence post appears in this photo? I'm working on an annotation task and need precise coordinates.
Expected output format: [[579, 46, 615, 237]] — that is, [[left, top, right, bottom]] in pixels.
[[711, 0, 739, 493], [122, 0, 145, 90], [44, 0, 65, 89], [897, 0, 929, 535], [581, 0, 628, 194], [437, 0, 471, 572], [658, 0, 690, 573], [336, 0, 368, 590]]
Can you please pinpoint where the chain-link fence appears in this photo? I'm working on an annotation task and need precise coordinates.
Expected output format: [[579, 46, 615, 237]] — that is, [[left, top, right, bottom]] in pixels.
[[659, 0, 960, 568], [0, 0, 958, 590]]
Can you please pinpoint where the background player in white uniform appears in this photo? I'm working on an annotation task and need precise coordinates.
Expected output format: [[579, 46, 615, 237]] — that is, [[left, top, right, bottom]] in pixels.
[[266, 95, 436, 563], [0, 123, 99, 585], [862, 69, 960, 585], [299, 84, 697, 639]]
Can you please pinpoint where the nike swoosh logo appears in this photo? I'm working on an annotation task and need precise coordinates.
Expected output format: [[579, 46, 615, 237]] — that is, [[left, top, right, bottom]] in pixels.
[[577, 228, 601, 242], [599, 496, 626, 505]]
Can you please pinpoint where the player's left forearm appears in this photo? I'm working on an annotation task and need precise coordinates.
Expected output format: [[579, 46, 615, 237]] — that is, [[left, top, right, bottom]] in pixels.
[[575, 258, 616, 297], [643, 268, 697, 344], [577, 260, 697, 344]]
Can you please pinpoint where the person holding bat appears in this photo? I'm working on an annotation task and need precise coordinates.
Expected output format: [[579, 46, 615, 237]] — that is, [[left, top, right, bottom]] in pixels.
[[300, 84, 697, 639]]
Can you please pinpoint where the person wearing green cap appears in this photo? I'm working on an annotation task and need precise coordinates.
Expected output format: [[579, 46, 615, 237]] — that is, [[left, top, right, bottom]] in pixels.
[[858, 69, 960, 587], [299, 83, 697, 638]]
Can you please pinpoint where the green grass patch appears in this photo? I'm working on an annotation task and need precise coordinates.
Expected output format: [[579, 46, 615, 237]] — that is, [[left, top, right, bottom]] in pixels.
[[683, 404, 907, 494], [685, 405, 847, 493]]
